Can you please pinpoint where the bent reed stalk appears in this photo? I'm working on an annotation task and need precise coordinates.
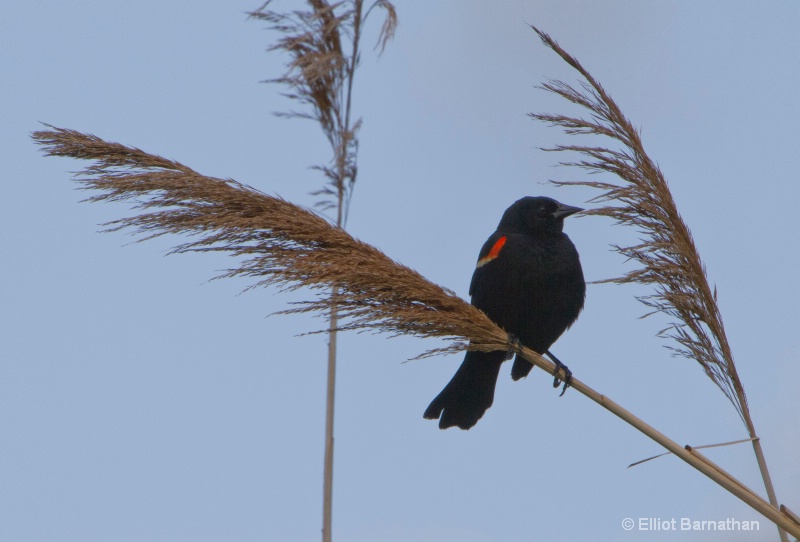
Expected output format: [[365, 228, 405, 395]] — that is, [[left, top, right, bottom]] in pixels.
[[528, 25, 788, 542], [32, 126, 800, 538]]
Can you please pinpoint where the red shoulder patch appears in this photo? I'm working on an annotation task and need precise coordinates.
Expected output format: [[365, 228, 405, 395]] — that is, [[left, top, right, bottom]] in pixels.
[[476, 236, 507, 268]]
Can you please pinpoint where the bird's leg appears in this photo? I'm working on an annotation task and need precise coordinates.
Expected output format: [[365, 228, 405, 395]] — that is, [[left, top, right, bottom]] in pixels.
[[506, 333, 522, 361], [545, 349, 572, 396]]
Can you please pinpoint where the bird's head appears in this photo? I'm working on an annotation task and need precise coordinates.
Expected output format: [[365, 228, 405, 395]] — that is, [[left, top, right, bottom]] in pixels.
[[498, 196, 583, 235]]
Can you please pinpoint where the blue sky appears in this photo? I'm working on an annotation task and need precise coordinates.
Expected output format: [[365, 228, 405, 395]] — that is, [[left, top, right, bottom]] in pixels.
[[2, 1, 798, 541]]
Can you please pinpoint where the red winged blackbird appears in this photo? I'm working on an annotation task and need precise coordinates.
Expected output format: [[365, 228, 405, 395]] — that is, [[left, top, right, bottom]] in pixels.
[[423, 197, 585, 429]]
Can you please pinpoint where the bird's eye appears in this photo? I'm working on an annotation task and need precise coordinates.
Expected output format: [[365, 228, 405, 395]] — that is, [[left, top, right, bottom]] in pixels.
[[536, 205, 553, 218]]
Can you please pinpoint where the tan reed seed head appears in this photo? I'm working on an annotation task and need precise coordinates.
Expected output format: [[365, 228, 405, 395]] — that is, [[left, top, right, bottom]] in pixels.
[[528, 26, 748, 425], [32, 125, 508, 359], [247, 1, 396, 221]]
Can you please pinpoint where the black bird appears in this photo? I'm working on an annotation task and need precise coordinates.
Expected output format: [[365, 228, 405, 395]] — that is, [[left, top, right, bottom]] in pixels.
[[423, 196, 585, 430]]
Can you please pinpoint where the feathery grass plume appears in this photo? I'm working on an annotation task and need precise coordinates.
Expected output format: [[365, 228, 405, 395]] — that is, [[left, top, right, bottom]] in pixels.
[[528, 26, 787, 542], [529, 25, 747, 422], [248, 0, 396, 224], [32, 125, 800, 539], [531, 28, 747, 421], [32, 126, 506, 355]]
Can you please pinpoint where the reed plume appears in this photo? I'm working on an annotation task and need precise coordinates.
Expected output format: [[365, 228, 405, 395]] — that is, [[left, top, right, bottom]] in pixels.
[[248, 0, 396, 223], [32, 126, 505, 356], [528, 25, 787, 542]]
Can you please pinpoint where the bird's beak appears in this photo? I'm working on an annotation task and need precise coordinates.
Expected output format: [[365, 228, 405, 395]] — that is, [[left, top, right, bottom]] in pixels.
[[552, 203, 583, 220]]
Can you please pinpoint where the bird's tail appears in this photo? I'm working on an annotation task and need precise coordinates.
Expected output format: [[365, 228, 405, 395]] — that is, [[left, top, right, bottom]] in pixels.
[[423, 350, 505, 430], [510, 353, 534, 381]]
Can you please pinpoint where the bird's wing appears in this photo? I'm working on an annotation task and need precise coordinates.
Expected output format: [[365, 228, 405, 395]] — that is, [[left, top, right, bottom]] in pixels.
[[468, 232, 533, 335]]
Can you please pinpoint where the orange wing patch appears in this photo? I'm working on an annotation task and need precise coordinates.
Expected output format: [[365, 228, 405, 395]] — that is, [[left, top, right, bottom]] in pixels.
[[476, 236, 507, 268]]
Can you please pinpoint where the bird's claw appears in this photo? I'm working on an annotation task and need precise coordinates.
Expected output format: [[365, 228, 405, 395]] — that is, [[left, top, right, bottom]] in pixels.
[[546, 351, 572, 397], [554, 363, 572, 397], [506, 333, 521, 361]]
